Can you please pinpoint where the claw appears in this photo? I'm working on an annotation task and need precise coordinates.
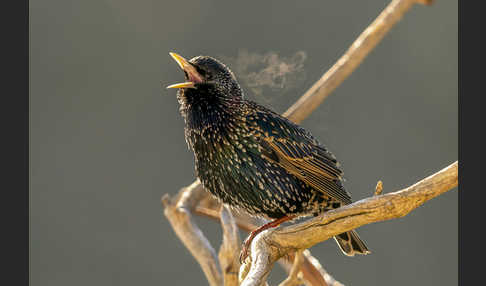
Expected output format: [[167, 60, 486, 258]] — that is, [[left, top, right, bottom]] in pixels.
[[239, 238, 252, 263], [238, 215, 295, 264]]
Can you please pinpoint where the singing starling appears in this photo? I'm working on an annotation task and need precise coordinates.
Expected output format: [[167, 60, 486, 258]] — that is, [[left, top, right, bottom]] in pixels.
[[167, 52, 370, 261]]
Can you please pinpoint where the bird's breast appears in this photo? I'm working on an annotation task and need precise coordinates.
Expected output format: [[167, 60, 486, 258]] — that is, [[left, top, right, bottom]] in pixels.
[[185, 122, 325, 218]]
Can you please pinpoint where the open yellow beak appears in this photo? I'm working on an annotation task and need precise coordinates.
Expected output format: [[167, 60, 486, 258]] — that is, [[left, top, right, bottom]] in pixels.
[[167, 52, 203, 89]]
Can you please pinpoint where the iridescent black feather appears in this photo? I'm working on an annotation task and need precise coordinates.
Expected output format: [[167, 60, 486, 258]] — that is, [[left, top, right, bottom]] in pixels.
[[173, 55, 369, 256]]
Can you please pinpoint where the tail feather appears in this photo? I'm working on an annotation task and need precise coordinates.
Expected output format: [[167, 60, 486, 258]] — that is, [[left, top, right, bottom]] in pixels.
[[334, 230, 370, 256]]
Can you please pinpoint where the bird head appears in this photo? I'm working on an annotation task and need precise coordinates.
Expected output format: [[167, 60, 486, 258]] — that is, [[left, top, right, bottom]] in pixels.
[[167, 52, 243, 102]]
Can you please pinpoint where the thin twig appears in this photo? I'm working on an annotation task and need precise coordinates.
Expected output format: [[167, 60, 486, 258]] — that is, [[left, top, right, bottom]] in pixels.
[[301, 251, 345, 286], [279, 250, 305, 286]]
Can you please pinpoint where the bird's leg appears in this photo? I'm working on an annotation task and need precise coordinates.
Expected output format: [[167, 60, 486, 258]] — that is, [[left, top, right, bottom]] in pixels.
[[239, 215, 295, 263]]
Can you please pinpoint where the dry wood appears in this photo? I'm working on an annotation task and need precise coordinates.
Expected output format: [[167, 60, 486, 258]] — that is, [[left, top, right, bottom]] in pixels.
[[219, 206, 242, 286], [279, 251, 305, 286]]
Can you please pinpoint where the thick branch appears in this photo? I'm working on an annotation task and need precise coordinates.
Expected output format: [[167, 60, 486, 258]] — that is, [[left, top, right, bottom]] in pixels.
[[240, 161, 458, 286]]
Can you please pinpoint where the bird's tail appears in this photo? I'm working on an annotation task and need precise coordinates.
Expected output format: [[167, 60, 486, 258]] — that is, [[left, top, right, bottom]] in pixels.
[[333, 230, 371, 256]]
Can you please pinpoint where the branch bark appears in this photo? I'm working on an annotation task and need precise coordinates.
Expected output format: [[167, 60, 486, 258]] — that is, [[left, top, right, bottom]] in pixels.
[[239, 161, 458, 286]]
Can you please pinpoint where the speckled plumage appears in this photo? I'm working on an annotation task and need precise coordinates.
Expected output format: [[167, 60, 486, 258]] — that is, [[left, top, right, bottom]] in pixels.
[[170, 54, 370, 258]]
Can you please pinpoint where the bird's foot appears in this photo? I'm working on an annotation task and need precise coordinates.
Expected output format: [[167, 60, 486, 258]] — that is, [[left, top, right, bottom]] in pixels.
[[238, 215, 295, 264], [239, 237, 252, 264]]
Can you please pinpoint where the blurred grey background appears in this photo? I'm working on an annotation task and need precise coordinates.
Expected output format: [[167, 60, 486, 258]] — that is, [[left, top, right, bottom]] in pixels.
[[30, 0, 457, 285]]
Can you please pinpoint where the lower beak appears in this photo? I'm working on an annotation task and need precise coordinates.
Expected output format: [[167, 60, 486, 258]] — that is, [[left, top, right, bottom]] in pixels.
[[167, 52, 203, 89], [167, 82, 195, 89]]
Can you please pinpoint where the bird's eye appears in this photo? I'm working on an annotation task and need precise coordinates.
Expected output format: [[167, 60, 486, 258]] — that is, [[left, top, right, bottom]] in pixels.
[[195, 67, 206, 77]]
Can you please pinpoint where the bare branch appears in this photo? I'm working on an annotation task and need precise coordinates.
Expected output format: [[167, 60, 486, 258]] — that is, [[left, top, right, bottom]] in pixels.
[[279, 250, 305, 286], [162, 181, 223, 286], [278, 251, 347, 286], [240, 161, 458, 286], [301, 251, 345, 286], [219, 206, 242, 286], [283, 0, 434, 123]]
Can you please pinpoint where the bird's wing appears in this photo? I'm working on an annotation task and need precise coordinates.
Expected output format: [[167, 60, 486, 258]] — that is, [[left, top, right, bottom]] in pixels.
[[250, 108, 352, 204]]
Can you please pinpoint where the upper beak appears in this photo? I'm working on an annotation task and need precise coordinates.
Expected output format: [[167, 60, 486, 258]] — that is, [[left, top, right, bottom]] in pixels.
[[167, 52, 203, 89]]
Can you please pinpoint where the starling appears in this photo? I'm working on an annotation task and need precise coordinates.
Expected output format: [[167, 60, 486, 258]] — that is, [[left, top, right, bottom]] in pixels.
[[167, 52, 370, 261]]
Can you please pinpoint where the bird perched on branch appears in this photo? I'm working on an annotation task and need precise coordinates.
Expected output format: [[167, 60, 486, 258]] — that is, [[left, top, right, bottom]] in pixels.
[[167, 52, 370, 262]]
